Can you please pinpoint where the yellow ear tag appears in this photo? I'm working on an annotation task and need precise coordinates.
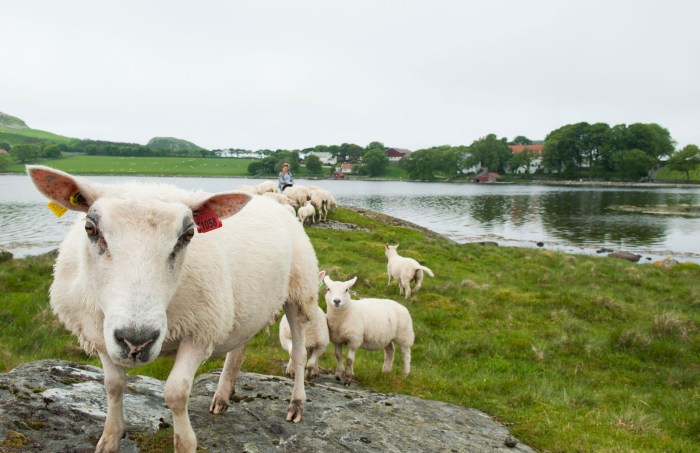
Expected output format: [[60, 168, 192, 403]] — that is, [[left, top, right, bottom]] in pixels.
[[69, 191, 83, 206], [48, 202, 68, 218]]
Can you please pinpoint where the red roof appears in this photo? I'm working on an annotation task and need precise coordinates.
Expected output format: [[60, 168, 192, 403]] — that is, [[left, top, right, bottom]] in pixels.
[[386, 148, 412, 158], [509, 144, 543, 156]]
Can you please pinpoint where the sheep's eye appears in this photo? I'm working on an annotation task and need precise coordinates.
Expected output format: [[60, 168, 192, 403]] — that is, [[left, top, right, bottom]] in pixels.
[[85, 221, 98, 238], [182, 227, 195, 244], [345, 288, 349, 293]]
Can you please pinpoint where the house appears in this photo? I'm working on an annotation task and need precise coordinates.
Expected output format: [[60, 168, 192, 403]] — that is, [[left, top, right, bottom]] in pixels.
[[509, 143, 544, 174], [341, 162, 360, 174], [474, 172, 500, 183], [386, 148, 411, 162], [306, 151, 336, 165]]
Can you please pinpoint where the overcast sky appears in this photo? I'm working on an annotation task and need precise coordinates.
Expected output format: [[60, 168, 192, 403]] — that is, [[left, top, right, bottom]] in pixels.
[[3, 1, 699, 151]]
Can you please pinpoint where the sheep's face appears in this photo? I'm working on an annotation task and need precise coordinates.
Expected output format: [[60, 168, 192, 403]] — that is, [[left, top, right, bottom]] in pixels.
[[323, 276, 357, 309], [85, 198, 195, 367]]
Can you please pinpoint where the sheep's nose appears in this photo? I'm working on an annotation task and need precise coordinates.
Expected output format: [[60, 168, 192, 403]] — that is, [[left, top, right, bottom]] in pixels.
[[333, 298, 341, 307], [114, 327, 160, 361]]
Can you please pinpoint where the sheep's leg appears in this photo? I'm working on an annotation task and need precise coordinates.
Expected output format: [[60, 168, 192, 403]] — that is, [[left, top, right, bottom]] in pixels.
[[402, 279, 412, 299], [285, 357, 295, 377], [400, 344, 412, 376], [95, 352, 126, 453], [283, 300, 308, 423], [210, 343, 247, 414], [413, 269, 424, 294], [305, 346, 322, 380], [334, 343, 345, 380], [387, 267, 392, 287], [164, 339, 212, 453], [343, 347, 356, 385], [382, 343, 395, 373]]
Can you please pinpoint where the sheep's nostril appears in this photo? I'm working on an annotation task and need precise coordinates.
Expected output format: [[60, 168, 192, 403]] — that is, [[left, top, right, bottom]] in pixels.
[[114, 328, 160, 360], [333, 299, 341, 307]]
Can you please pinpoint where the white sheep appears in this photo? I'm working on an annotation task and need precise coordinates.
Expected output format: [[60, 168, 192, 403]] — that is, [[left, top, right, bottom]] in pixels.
[[262, 191, 297, 207], [283, 185, 312, 205], [324, 275, 415, 385], [256, 180, 278, 194], [385, 244, 434, 300], [27, 165, 320, 453], [309, 189, 334, 222], [297, 200, 316, 225], [279, 270, 329, 379], [234, 183, 259, 194]]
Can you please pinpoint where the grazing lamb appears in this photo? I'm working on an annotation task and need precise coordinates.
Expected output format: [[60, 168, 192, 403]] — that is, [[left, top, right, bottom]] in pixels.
[[385, 244, 434, 300], [297, 200, 316, 225], [324, 275, 415, 385], [27, 165, 319, 453], [262, 191, 296, 207], [279, 270, 329, 379]]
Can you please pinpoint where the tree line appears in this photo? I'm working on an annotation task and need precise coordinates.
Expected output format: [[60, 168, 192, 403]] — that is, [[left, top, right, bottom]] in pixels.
[[2, 123, 698, 181]]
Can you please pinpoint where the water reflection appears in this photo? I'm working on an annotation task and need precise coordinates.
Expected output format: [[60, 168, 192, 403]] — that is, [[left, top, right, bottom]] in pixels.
[[1, 174, 699, 263]]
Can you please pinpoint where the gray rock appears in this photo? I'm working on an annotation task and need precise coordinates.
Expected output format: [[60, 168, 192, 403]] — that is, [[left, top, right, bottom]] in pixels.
[[0, 360, 534, 452], [607, 251, 642, 262]]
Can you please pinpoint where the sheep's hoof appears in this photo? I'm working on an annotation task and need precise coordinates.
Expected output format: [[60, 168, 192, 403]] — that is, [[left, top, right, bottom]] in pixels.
[[209, 396, 230, 414], [286, 399, 303, 423]]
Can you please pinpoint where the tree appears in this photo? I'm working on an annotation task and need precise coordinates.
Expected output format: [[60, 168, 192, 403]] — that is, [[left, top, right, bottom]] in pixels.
[[365, 141, 386, 152], [467, 134, 511, 173], [400, 148, 440, 180], [340, 143, 364, 162], [511, 136, 532, 145], [509, 148, 536, 174], [666, 144, 700, 181], [9, 144, 39, 163], [362, 148, 389, 176], [305, 154, 323, 174], [42, 144, 62, 159], [0, 154, 11, 171], [611, 148, 656, 181]]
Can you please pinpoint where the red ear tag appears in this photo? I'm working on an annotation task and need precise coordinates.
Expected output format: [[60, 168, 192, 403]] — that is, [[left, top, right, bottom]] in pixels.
[[193, 206, 223, 233]]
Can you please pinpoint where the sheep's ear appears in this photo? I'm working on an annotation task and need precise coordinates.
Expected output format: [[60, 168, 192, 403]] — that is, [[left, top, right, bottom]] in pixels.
[[318, 270, 326, 282], [26, 165, 101, 212], [188, 191, 252, 233], [323, 275, 333, 287], [347, 276, 358, 287]]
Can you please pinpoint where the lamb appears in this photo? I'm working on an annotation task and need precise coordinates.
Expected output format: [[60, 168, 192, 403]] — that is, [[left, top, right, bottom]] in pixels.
[[279, 270, 329, 379], [297, 200, 316, 225], [385, 244, 434, 300], [324, 275, 415, 385], [262, 191, 296, 207], [27, 165, 320, 453]]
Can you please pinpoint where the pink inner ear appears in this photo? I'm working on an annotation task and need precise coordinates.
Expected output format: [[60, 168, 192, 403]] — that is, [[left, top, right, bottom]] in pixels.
[[30, 168, 81, 209], [198, 192, 251, 219]]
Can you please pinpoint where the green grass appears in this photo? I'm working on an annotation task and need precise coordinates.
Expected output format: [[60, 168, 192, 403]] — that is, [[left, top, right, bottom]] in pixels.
[[0, 127, 77, 144], [656, 165, 700, 183], [2, 208, 699, 452], [6, 155, 256, 177]]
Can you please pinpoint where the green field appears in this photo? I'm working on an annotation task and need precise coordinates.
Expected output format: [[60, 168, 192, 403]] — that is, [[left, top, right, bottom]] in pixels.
[[1, 207, 699, 452], [0, 126, 77, 145], [6, 155, 256, 177]]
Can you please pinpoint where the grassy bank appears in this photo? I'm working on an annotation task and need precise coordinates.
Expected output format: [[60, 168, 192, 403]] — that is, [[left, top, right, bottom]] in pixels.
[[1, 207, 699, 452]]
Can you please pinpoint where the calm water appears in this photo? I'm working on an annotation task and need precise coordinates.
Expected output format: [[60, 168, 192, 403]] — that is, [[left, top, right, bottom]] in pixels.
[[2, 174, 700, 263]]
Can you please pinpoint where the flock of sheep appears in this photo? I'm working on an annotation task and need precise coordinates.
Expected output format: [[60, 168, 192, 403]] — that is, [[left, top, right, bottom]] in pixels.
[[26, 166, 435, 453], [235, 180, 338, 225]]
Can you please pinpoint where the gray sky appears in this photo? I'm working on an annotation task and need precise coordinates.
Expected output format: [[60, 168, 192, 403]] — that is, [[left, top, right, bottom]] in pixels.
[[3, 1, 699, 151]]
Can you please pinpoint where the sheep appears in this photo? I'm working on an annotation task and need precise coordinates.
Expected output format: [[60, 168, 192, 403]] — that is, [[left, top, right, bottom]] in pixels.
[[385, 244, 435, 300], [234, 183, 259, 194], [262, 191, 297, 207], [283, 185, 312, 205], [297, 200, 316, 225], [279, 270, 329, 379], [256, 180, 277, 194], [324, 275, 414, 385], [27, 165, 319, 453], [309, 189, 334, 222]]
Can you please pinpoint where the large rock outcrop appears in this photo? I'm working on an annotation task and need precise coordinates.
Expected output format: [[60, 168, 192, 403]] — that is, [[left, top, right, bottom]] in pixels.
[[0, 360, 534, 452]]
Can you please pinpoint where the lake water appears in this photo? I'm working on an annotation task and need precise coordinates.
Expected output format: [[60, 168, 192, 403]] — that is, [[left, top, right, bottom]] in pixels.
[[2, 174, 700, 264]]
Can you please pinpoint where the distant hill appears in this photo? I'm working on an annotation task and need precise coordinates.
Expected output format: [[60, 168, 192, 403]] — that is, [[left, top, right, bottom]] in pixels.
[[0, 112, 29, 129], [0, 112, 77, 145], [147, 137, 206, 151]]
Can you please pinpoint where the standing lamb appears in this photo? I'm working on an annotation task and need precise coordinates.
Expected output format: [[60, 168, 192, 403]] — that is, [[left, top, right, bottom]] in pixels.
[[297, 200, 316, 225], [309, 188, 334, 222], [279, 270, 329, 379], [324, 275, 415, 385], [385, 243, 434, 300], [27, 165, 319, 453]]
